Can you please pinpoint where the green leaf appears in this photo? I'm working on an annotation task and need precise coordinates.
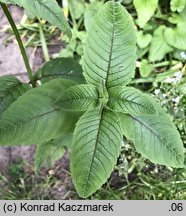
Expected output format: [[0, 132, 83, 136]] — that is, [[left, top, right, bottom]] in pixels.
[[35, 138, 66, 171], [1, 0, 71, 38], [149, 26, 173, 62], [59, 84, 98, 111], [0, 76, 30, 115], [83, 1, 136, 88], [137, 46, 149, 58], [121, 114, 184, 168], [71, 108, 122, 198], [34, 58, 85, 84], [142, 94, 169, 116], [36, 130, 74, 172], [108, 86, 157, 116], [51, 132, 73, 148], [169, 6, 186, 24], [137, 31, 152, 48], [0, 79, 77, 146], [164, 23, 186, 51], [170, 0, 186, 12], [139, 59, 153, 77], [133, 0, 158, 27]]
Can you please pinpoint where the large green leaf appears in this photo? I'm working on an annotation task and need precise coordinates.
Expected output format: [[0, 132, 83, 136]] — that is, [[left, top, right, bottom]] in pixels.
[[71, 108, 122, 198], [133, 0, 158, 27], [0, 79, 77, 146], [34, 58, 85, 84], [121, 114, 184, 168], [82, 1, 136, 89], [0, 0, 71, 38], [149, 26, 173, 62], [108, 86, 157, 116], [59, 84, 98, 111], [0, 76, 30, 115]]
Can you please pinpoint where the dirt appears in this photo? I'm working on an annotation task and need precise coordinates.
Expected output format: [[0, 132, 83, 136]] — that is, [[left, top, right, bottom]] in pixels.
[[0, 5, 63, 80], [0, 5, 40, 81]]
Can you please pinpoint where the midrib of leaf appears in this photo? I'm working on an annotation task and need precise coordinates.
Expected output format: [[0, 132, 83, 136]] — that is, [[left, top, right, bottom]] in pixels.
[[130, 115, 181, 160], [82, 107, 104, 194], [105, 2, 115, 88], [110, 97, 148, 110], [61, 97, 97, 103], [131, 115, 158, 138]]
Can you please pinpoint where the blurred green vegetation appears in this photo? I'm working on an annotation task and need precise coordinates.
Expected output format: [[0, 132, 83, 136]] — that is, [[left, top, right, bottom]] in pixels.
[[0, 0, 185, 199]]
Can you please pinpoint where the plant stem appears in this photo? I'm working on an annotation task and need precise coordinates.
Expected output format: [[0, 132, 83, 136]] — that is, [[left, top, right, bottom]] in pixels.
[[38, 19, 50, 62], [154, 61, 177, 68], [0, 3, 36, 87], [68, 0, 78, 29]]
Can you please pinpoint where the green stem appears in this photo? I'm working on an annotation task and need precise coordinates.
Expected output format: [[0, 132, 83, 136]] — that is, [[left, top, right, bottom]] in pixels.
[[38, 19, 50, 62], [68, 0, 78, 29], [77, 16, 83, 29], [154, 61, 177, 68], [0, 3, 36, 87]]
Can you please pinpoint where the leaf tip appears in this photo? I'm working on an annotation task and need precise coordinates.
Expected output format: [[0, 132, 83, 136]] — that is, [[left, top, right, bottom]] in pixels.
[[77, 190, 92, 199]]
